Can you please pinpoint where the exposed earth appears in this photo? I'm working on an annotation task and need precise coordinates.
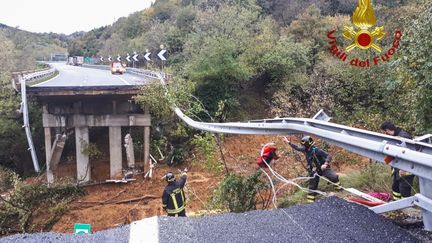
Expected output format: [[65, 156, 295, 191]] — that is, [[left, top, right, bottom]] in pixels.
[[7, 135, 431, 242], [48, 134, 368, 232]]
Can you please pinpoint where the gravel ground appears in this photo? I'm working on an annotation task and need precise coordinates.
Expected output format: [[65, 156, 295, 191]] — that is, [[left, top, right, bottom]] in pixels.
[[396, 221, 432, 242], [0, 225, 130, 243], [159, 196, 419, 243], [0, 197, 422, 243]]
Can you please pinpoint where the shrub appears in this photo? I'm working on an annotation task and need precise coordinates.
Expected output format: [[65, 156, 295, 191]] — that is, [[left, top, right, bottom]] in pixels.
[[0, 175, 84, 235], [278, 189, 307, 208], [210, 171, 265, 212], [191, 132, 221, 172], [0, 166, 17, 193], [80, 140, 102, 160], [339, 162, 392, 192]]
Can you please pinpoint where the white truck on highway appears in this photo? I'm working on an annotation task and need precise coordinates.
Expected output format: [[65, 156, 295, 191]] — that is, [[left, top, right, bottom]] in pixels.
[[67, 56, 84, 66]]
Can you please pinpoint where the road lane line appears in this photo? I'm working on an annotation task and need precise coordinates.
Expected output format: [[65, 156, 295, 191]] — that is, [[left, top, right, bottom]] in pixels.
[[129, 216, 159, 243], [31, 72, 61, 87], [114, 75, 131, 85]]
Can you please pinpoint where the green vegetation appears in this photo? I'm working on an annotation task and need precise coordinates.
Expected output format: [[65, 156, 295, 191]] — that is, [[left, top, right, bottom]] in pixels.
[[278, 189, 308, 208], [0, 25, 68, 68], [0, 31, 45, 174], [278, 163, 393, 208], [0, 0, 429, 222], [80, 140, 103, 161], [80, 0, 430, 198], [72, 0, 431, 134], [0, 23, 68, 173], [191, 132, 221, 172], [339, 163, 392, 192], [0, 169, 83, 235], [209, 171, 265, 212]]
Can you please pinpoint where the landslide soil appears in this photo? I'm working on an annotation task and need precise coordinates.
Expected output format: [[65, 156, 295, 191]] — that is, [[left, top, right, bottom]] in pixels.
[[50, 134, 368, 233]]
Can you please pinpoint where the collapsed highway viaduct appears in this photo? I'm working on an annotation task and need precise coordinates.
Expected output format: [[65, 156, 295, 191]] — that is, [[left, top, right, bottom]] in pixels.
[[27, 86, 150, 183]]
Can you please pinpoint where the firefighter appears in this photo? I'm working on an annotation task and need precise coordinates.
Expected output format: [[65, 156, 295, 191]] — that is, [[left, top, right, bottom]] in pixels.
[[286, 136, 341, 202], [380, 121, 415, 200], [257, 143, 280, 168], [162, 169, 187, 217]]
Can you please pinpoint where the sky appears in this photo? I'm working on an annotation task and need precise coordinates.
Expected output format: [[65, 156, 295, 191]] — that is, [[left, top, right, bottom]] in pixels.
[[0, 0, 155, 34]]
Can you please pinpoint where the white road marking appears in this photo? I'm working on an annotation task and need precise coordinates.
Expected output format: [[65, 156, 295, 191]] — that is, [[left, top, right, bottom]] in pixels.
[[31, 72, 61, 87], [114, 75, 131, 85], [129, 216, 159, 243]]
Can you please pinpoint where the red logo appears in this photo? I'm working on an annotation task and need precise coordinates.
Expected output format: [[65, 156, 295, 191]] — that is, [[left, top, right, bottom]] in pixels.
[[326, 0, 402, 68]]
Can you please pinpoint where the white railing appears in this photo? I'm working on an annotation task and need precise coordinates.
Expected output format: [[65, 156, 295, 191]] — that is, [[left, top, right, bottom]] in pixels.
[[160, 64, 432, 231], [22, 68, 56, 82], [11, 65, 57, 173]]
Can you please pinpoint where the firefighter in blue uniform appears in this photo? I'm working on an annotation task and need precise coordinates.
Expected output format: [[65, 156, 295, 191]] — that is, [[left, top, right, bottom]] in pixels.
[[287, 136, 342, 202], [162, 170, 187, 217]]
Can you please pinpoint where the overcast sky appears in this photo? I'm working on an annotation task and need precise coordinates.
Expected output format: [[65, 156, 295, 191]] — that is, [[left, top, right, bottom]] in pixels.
[[0, 0, 154, 34]]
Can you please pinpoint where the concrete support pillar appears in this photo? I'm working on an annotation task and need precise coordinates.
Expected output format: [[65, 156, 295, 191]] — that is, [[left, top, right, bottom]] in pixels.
[[75, 126, 90, 183], [49, 134, 67, 175], [420, 177, 432, 230], [125, 134, 135, 168], [109, 126, 123, 179], [144, 126, 150, 172], [44, 127, 53, 183]]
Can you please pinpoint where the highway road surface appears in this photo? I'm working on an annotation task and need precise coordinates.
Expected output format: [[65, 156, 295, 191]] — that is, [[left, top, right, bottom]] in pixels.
[[1, 197, 421, 243], [32, 62, 150, 87]]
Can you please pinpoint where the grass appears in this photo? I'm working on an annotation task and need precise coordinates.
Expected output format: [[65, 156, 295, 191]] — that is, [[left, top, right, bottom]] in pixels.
[[278, 162, 397, 208], [278, 189, 307, 208], [339, 162, 392, 192]]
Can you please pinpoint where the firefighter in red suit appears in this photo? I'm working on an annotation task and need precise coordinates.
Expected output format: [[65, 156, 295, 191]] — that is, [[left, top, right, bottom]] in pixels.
[[257, 143, 280, 168]]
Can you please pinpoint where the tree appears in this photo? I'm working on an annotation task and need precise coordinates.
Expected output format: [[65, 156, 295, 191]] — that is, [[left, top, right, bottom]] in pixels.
[[394, 2, 432, 133]]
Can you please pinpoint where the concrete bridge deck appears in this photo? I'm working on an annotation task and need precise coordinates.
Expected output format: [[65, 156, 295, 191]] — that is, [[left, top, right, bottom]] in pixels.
[[27, 62, 153, 184]]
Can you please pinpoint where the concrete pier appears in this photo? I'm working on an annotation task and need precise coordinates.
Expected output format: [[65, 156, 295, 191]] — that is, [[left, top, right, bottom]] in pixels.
[[144, 126, 150, 173], [44, 127, 53, 183], [75, 126, 90, 183], [109, 126, 123, 179], [37, 88, 151, 184]]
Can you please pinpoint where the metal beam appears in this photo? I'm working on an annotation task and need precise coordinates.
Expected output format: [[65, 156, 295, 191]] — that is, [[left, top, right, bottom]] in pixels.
[[42, 114, 151, 128], [173, 107, 432, 230], [371, 196, 416, 214], [371, 193, 432, 216], [20, 75, 40, 172], [174, 108, 432, 176]]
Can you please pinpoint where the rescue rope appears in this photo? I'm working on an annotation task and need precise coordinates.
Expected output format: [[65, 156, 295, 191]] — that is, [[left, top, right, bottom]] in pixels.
[[260, 168, 278, 208], [260, 143, 326, 197], [280, 208, 318, 243], [259, 144, 318, 243], [260, 142, 376, 207]]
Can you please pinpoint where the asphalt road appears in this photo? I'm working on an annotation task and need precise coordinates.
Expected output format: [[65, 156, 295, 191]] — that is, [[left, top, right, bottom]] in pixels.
[[157, 196, 419, 243], [32, 63, 149, 87], [1, 197, 420, 243]]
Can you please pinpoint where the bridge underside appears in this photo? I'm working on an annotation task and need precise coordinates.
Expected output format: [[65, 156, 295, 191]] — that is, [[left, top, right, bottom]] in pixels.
[[30, 86, 150, 183]]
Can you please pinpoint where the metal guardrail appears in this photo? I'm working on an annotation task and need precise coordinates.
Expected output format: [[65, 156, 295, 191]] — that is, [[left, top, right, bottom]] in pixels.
[[12, 67, 56, 91], [23, 68, 56, 82], [11, 65, 58, 172], [172, 103, 432, 230]]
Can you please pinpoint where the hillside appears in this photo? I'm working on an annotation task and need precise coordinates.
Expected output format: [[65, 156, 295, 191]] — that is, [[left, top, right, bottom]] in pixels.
[[0, 23, 68, 70], [68, 0, 431, 133], [0, 0, 432, 238]]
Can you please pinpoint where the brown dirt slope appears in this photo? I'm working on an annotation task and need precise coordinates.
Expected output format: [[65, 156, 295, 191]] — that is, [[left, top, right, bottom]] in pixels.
[[51, 134, 367, 233]]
